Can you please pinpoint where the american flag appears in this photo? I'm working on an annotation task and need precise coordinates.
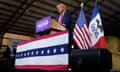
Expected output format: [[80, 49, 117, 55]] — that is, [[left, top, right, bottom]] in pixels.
[[73, 8, 91, 49]]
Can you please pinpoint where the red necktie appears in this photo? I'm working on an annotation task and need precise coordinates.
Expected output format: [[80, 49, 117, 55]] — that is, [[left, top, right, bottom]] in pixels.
[[59, 14, 63, 24]]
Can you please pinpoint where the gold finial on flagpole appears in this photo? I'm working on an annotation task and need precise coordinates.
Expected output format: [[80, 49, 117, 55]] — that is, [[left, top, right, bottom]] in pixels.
[[80, 2, 84, 8]]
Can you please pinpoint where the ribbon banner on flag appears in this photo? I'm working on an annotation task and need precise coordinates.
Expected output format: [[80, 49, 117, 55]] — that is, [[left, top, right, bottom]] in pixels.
[[15, 30, 69, 71]]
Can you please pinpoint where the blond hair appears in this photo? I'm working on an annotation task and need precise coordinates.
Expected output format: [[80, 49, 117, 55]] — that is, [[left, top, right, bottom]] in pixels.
[[56, 3, 66, 9]]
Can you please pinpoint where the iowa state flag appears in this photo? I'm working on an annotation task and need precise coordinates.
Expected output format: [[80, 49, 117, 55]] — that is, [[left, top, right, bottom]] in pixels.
[[89, 4, 106, 48]]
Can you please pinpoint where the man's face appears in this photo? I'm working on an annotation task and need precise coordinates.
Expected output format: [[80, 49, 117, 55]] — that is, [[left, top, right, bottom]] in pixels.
[[57, 6, 64, 14], [10, 44, 14, 48]]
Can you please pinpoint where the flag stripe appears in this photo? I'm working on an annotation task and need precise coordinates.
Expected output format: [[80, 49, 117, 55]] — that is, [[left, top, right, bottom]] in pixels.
[[92, 36, 106, 48], [74, 24, 90, 49], [82, 26, 89, 48], [73, 31, 84, 49], [81, 27, 89, 48], [16, 44, 68, 59], [75, 25, 87, 48], [73, 33, 83, 49], [82, 24, 91, 48], [15, 65, 68, 70], [74, 26, 85, 48], [75, 26, 86, 48], [18, 30, 68, 46], [15, 54, 68, 65], [17, 32, 68, 52], [84, 24, 91, 46]]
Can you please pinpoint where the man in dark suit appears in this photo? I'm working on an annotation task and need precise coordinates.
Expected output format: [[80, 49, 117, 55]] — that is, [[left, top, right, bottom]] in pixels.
[[4, 43, 16, 68], [56, 3, 72, 30], [56, 3, 73, 49], [5, 43, 16, 58]]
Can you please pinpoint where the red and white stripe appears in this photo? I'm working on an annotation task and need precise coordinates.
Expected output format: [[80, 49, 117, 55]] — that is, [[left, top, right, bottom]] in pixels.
[[15, 30, 69, 71], [73, 24, 91, 50]]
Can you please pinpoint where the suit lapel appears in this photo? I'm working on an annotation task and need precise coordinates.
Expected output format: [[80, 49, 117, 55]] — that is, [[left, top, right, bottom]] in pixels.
[[62, 11, 67, 24]]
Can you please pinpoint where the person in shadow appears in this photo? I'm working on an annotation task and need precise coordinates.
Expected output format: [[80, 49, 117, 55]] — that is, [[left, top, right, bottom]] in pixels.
[[4, 43, 16, 68]]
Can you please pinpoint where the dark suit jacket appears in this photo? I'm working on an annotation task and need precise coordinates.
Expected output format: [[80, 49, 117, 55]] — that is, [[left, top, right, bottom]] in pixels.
[[4, 47, 16, 58], [56, 10, 72, 30]]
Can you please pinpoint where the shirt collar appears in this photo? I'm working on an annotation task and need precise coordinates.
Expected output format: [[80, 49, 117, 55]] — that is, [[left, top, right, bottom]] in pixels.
[[60, 9, 66, 16]]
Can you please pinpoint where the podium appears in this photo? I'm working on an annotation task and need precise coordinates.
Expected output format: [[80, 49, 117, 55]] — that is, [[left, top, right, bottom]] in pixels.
[[50, 19, 66, 31], [15, 16, 69, 72], [35, 16, 66, 35], [50, 19, 66, 34]]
